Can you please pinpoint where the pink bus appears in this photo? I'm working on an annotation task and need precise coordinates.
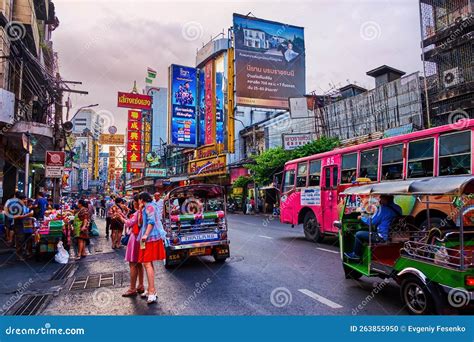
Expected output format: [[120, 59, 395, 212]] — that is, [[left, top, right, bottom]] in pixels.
[[280, 119, 474, 242]]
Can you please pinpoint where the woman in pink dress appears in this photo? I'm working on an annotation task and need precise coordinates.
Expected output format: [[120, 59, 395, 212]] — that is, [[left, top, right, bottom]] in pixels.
[[117, 195, 144, 297]]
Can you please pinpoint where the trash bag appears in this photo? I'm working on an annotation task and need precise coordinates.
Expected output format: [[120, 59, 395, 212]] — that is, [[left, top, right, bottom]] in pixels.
[[54, 241, 69, 264], [91, 221, 100, 236]]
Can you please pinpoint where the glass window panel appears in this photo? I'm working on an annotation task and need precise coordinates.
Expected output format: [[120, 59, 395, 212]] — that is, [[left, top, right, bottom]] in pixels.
[[407, 160, 434, 178], [439, 155, 471, 176], [382, 144, 403, 164], [439, 131, 471, 157], [342, 153, 357, 170], [308, 160, 321, 187], [360, 149, 379, 181], [408, 139, 434, 160], [283, 170, 295, 192]]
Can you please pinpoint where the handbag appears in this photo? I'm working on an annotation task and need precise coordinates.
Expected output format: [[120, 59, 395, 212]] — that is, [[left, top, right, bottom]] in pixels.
[[121, 234, 130, 246]]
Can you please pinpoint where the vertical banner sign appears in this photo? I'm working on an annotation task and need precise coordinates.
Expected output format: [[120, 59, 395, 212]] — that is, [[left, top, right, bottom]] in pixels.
[[204, 60, 215, 145], [227, 47, 235, 153], [169, 64, 197, 147], [198, 69, 206, 146], [82, 169, 89, 190], [233, 13, 306, 109], [108, 146, 116, 182], [126, 110, 142, 173], [215, 55, 225, 144]]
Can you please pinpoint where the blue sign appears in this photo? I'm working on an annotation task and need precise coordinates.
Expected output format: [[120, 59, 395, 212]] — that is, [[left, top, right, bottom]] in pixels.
[[170, 64, 197, 147], [215, 71, 224, 144], [198, 69, 206, 146]]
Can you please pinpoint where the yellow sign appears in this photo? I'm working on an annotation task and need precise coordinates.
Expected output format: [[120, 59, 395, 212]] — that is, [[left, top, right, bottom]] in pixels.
[[233, 187, 243, 195], [188, 155, 226, 177], [99, 134, 125, 145]]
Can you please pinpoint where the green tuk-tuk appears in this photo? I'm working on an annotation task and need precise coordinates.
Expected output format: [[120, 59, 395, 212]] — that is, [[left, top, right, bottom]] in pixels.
[[336, 176, 474, 315]]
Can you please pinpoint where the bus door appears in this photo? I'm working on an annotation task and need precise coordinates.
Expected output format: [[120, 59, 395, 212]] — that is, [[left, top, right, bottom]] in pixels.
[[321, 165, 339, 233]]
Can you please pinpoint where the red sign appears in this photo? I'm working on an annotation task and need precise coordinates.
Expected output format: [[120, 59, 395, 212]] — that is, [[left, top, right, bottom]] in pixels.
[[46, 151, 65, 166], [204, 61, 215, 145], [126, 110, 142, 173], [117, 92, 152, 110]]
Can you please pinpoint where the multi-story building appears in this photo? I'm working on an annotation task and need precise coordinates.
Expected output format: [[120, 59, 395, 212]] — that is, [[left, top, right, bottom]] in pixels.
[[0, 0, 61, 201], [419, 0, 473, 125], [72, 108, 104, 139]]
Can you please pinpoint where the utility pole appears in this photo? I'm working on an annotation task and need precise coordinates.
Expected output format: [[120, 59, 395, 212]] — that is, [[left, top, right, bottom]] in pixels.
[[53, 73, 63, 204]]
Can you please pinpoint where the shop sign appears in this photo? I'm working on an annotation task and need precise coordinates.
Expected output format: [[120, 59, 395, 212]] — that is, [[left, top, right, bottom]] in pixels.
[[117, 92, 152, 110], [99, 134, 125, 145], [145, 168, 167, 178], [189, 155, 226, 176]]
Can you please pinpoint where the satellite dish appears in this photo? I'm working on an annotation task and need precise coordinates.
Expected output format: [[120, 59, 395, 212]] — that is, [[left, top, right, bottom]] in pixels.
[[63, 121, 73, 133]]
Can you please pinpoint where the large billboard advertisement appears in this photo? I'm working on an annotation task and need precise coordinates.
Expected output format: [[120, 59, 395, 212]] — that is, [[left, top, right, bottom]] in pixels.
[[198, 69, 206, 146], [233, 13, 305, 109], [215, 55, 225, 144], [204, 61, 215, 145], [169, 64, 197, 147]]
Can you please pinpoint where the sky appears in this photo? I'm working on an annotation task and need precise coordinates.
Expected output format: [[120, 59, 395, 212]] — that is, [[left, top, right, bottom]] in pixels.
[[53, 0, 423, 133]]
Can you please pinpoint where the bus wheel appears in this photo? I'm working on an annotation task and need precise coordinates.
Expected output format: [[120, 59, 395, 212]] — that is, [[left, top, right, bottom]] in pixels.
[[303, 212, 323, 242], [343, 264, 363, 280], [400, 277, 435, 315]]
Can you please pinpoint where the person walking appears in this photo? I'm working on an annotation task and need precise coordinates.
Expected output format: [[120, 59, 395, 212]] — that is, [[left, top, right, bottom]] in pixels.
[[105, 196, 115, 239], [137, 192, 166, 304], [117, 195, 144, 297], [11, 193, 33, 261], [74, 199, 90, 260], [32, 192, 48, 221], [109, 198, 127, 249]]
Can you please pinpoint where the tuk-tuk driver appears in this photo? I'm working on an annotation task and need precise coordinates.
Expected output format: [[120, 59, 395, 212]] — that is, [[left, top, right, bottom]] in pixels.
[[344, 195, 402, 261]]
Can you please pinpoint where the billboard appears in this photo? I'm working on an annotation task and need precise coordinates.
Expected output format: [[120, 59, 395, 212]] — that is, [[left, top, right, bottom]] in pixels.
[[215, 55, 225, 144], [233, 13, 305, 109], [117, 92, 152, 110], [204, 61, 215, 145], [169, 64, 198, 147], [282, 133, 315, 150], [99, 134, 125, 145], [126, 110, 142, 173], [198, 69, 206, 146]]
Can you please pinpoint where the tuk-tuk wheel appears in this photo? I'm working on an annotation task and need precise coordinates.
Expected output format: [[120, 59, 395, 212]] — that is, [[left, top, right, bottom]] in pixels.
[[400, 277, 435, 315], [303, 212, 323, 243], [343, 264, 363, 280]]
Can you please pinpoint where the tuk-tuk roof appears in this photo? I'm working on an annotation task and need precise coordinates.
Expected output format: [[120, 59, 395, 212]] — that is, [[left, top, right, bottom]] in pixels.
[[166, 184, 224, 199], [342, 176, 474, 196]]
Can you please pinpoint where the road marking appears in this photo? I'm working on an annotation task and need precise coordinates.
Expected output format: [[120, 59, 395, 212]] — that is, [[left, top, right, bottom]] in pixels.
[[258, 235, 273, 239], [298, 289, 343, 309], [316, 247, 339, 254]]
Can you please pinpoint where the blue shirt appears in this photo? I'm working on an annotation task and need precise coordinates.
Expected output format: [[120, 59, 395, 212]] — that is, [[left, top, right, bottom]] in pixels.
[[361, 203, 402, 240], [34, 197, 48, 219]]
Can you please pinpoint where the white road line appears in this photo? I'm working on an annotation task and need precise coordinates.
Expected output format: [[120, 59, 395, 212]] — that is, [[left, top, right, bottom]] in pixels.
[[298, 289, 343, 309], [258, 235, 273, 239], [316, 247, 339, 254]]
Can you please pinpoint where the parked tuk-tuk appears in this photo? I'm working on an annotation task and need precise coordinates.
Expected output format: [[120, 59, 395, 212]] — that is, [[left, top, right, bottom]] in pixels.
[[163, 184, 230, 268], [336, 176, 474, 314]]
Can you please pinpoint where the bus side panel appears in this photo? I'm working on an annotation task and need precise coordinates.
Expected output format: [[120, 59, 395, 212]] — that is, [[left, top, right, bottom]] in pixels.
[[280, 190, 301, 225]]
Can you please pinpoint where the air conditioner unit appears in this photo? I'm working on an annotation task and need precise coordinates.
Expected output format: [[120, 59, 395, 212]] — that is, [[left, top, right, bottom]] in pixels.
[[442, 67, 463, 88]]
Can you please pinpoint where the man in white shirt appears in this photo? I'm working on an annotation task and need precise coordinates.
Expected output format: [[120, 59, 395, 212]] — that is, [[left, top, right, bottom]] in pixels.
[[154, 192, 164, 220]]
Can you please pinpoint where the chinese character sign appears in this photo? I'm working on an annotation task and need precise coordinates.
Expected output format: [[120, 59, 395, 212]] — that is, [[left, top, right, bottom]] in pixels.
[[126, 110, 142, 173]]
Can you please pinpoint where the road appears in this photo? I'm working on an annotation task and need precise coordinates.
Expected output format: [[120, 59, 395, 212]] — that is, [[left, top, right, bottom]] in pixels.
[[0, 214, 408, 315]]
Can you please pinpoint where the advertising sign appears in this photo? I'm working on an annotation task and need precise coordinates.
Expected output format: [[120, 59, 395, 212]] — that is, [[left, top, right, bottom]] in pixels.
[[169, 64, 197, 147], [301, 188, 320, 206], [82, 169, 89, 190], [204, 61, 215, 145], [198, 69, 206, 146], [189, 155, 226, 177], [215, 55, 225, 144], [126, 110, 142, 173], [117, 92, 152, 110], [99, 134, 125, 145], [233, 13, 305, 109], [282, 133, 314, 150], [144, 168, 167, 178], [45, 151, 66, 178]]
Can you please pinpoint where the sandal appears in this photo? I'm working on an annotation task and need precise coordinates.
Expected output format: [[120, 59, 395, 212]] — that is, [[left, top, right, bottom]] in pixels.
[[146, 292, 157, 304], [140, 291, 148, 298], [122, 289, 138, 297], [137, 286, 145, 294]]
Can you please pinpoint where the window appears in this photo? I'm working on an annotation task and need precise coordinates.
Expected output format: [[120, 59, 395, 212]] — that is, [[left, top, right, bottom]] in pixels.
[[308, 160, 321, 186], [296, 162, 308, 187], [408, 138, 434, 178], [332, 166, 339, 187], [324, 168, 331, 189], [439, 131, 471, 175], [360, 149, 379, 181], [382, 144, 404, 180], [283, 169, 295, 193], [341, 153, 357, 183]]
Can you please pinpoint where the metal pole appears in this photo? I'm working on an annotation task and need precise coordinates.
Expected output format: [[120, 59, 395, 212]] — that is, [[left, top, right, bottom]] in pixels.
[[418, 0, 431, 128], [460, 205, 465, 271], [24, 134, 30, 196]]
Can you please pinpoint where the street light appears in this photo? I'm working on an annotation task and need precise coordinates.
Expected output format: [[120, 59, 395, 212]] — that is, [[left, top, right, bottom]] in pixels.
[[67, 103, 99, 122]]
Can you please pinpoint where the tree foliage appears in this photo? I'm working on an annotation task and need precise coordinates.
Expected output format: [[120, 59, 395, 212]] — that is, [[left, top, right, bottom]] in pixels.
[[244, 137, 340, 185], [232, 175, 252, 189]]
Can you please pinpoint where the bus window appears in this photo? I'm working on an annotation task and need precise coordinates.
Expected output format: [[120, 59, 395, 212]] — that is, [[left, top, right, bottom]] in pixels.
[[439, 131, 471, 176], [296, 163, 308, 187], [382, 144, 404, 180], [359, 149, 379, 181], [332, 166, 338, 187], [325, 168, 331, 189], [341, 153, 357, 183], [283, 169, 295, 193], [408, 138, 434, 178], [308, 160, 321, 186]]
